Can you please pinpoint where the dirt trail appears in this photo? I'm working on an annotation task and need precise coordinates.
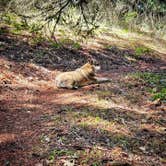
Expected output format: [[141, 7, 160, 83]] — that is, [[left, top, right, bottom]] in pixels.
[[0, 34, 166, 165]]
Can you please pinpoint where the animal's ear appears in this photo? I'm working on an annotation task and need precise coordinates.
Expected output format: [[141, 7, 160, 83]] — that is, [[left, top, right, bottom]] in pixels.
[[88, 58, 100, 66], [87, 57, 93, 65]]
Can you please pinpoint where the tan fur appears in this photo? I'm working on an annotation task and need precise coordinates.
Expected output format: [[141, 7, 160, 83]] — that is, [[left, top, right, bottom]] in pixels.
[[55, 62, 111, 89]]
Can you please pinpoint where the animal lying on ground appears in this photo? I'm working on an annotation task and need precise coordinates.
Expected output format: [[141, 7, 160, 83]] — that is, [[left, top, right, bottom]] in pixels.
[[55, 61, 111, 89]]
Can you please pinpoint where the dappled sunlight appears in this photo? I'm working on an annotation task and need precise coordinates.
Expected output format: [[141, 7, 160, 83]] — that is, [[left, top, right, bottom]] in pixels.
[[59, 109, 133, 136], [110, 146, 124, 157], [109, 146, 162, 165], [110, 27, 166, 55], [86, 27, 166, 59], [0, 57, 57, 89], [77, 115, 132, 136], [50, 89, 148, 115], [139, 123, 166, 134], [0, 133, 17, 143], [16, 103, 41, 111], [1, 20, 165, 165], [51, 91, 110, 109]]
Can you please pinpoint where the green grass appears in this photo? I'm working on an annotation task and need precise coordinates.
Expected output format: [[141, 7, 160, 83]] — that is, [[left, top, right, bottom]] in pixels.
[[135, 46, 151, 57], [152, 88, 166, 101], [131, 72, 166, 101], [60, 38, 81, 49], [124, 11, 138, 23], [51, 42, 61, 49], [48, 149, 75, 163]]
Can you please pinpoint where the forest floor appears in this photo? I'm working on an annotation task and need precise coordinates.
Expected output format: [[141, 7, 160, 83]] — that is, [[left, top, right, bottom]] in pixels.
[[0, 29, 166, 166]]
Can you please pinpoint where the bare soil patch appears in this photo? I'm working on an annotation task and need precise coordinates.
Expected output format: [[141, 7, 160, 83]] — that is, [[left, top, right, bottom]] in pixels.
[[0, 34, 166, 165]]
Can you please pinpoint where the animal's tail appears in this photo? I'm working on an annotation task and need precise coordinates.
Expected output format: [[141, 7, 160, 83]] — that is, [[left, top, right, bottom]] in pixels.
[[95, 77, 112, 83]]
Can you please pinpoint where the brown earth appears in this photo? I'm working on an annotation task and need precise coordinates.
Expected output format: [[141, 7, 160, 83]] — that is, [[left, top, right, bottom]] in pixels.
[[0, 33, 166, 166]]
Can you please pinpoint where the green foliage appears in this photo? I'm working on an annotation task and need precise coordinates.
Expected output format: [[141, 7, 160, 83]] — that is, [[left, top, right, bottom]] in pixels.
[[112, 0, 166, 37], [12, 21, 28, 31], [51, 38, 81, 49], [8, 0, 101, 36], [28, 23, 43, 33], [48, 149, 75, 163], [152, 88, 166, 101], [124, 12, 137, 23], [60, 38, 81, 50], [51, 42, 61, 49], [137, 72, 164, 86], [1, 0, 165, 39], [2, 13, 17, 25], [91, 162, 101, 166], [0, 0, 11, 8], [2, 13, 43, 33], [0, 26, 9, 34], [29, 33, 45, 46], [72, 42, 81, 49], [2, 13, 28, 32], [146, 0, 166, 13], [132, 72, 166, 101], [135, 46, 151, 57]]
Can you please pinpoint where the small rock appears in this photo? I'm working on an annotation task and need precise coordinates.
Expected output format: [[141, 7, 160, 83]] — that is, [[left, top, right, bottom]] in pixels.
[[44, 136, 50, 142], [139, 146, 146, 152]]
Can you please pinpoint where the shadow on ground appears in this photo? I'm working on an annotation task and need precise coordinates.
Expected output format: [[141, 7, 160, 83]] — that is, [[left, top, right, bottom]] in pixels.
[[0, 85, 166, 165], [0, 33, 166, 165], [1, 33, 166, 73]]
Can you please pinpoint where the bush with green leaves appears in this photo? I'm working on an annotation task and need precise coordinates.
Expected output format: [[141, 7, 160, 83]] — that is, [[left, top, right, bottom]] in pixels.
[[135, 46, 151, 57], [2, 0, 166, 38]]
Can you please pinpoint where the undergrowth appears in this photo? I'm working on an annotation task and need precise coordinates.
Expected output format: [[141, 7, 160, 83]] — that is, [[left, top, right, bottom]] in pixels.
[[131, 72, 166, 102]]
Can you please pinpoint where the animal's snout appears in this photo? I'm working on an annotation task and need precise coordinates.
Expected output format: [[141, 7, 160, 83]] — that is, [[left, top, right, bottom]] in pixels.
[[94, 65, 101, 71]]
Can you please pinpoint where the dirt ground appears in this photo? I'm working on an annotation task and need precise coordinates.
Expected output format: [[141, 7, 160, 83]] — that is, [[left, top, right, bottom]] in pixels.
[[0, 33, 166, 166]]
